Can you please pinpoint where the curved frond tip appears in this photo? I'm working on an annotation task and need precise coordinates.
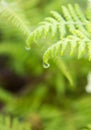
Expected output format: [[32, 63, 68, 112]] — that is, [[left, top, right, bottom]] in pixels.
[[26, 4, 91, 66]]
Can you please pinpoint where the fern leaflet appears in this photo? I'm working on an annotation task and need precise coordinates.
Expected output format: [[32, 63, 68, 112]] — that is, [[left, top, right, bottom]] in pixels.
[[0, 1, 30, 38], [26, 4, 91, 67]]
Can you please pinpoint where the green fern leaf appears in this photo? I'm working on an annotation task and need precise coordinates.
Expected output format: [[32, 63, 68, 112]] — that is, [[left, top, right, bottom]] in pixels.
[[26, 4, 91, 67], [0, 114, 31, 130], [0, 1, 30, 38]]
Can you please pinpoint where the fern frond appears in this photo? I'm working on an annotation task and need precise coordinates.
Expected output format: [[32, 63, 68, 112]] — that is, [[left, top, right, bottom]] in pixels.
[[26, 9, 67, 48], [43, 35, 91, 66], [0, 114, 31, 130], [86, 0, 91, 21], [0, 1, 30, 38], [26, 4, 91, 67], [67, 4, 89, 37]]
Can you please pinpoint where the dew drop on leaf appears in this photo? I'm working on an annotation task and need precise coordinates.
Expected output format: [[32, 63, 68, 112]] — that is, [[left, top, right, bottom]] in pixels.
[[43, 62, 50, 68], [25, 46, 31, 51]]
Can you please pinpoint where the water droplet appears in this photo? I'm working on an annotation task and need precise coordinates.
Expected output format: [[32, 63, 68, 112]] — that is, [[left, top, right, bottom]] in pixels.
[[25, 46, 31, 51], [43, 63, 50, 68]]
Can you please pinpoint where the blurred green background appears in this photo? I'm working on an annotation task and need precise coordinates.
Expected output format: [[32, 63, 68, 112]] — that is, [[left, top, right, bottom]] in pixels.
[[0, 0, 91, 130]]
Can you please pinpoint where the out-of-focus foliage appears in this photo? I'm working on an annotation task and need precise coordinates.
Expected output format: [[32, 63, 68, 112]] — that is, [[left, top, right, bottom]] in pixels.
[[0, 0, 91, 130]]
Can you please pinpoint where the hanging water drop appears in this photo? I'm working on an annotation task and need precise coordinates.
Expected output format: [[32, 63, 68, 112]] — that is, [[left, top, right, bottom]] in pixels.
[[43, 62, 50, 68], [25, 46, 31, 51]]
